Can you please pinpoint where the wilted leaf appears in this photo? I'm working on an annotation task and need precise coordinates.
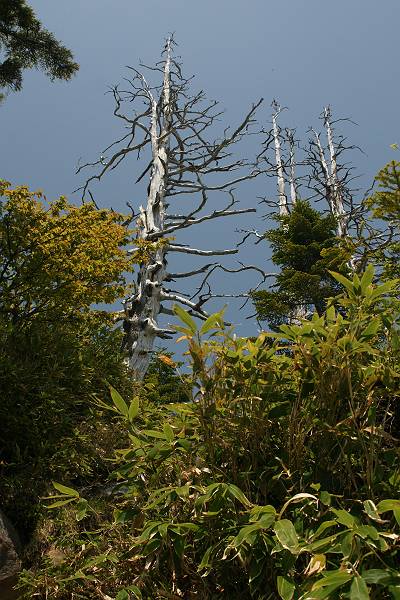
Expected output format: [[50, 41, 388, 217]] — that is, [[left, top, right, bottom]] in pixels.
[[158, 354, 176, 368], [304, 554, 326, 577]]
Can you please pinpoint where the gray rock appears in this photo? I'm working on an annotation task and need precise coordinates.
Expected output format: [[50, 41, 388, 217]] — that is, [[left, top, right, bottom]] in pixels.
[[0, 510, 21, 600]]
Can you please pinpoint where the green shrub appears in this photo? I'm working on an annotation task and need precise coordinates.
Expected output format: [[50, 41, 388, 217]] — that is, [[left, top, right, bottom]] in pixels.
[[18, 267, 400, 599]]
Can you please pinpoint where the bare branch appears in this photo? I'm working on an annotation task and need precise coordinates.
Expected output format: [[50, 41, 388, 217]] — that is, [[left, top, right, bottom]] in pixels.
[[166, 244, 238, 256]]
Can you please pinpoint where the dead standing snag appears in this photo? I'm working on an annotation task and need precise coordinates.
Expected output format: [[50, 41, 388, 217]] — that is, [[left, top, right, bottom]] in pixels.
[[77, 38, 268, 378]]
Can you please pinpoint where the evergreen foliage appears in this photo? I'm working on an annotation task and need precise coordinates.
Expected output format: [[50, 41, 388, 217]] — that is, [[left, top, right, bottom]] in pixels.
[[252, 200, 349, 329], [366, 160, 400, 280], [0, 0, 78, 99]]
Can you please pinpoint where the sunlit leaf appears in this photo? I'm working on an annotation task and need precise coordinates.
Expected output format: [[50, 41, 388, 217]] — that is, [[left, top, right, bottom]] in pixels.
[[52, 482, 79, 497], [274, 520, 299, 553], [110, 385, 128, 417], [173, 304, 197, 334]]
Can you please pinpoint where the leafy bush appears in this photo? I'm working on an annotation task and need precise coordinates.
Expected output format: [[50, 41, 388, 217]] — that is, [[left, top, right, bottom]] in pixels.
[[19, 267, 400, 599], [0, 182, 136, 540]]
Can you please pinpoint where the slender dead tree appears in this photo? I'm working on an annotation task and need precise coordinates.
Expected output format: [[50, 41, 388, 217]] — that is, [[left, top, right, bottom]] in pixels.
[[271, 100, 290, 217], [285, 127, 298, 206], [256, 101, 299, 217], [76, 37, 269, 379], [306, 106, 361, 240]]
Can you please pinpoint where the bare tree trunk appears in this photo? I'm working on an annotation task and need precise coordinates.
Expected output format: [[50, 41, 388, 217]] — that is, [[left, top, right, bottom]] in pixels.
[[271, 100, 289, 217], [77, 37, 267, 379], [310, 106, 348, 239], [123, 40, 172, 378], [323, 106, 347, 237], [286, 128, 297, 205]]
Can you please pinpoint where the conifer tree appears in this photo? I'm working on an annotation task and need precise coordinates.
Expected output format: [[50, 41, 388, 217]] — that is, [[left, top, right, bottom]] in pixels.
[[364, 160, 400, 280], [251, 200, 347, 329], [0, 0, 78, 100]]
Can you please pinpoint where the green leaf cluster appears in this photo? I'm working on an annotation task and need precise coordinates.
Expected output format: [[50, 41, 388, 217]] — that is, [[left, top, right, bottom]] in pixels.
[[252, 200, 350, 329], [22, 267, 400, 599]]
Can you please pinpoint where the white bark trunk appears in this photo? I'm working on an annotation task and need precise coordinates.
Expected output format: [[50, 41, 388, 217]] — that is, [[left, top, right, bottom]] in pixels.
[[78, 40, 264, 380], [323, 106, 347, 237], [124, 40, 173, 379], [271, 101, 289, 217], [286, 129, 297, 205]]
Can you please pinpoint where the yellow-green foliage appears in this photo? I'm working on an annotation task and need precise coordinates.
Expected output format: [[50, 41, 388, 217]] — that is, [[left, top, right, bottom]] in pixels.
[[365, 160, 400, 280], [368, 160, 400, 223], [0, 181, 134, 324], [0, 183, 137, 544]]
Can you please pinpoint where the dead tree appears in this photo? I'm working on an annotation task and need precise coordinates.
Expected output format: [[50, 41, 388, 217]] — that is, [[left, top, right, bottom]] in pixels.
[[306, 106, 361, 240], [271, 100, 290, 217], [76, 37, 269, 379], [256, 101, 299, 217]]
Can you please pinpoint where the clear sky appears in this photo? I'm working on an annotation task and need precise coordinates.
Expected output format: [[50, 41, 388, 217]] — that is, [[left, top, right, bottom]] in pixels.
[[2, 0, 400, 336]]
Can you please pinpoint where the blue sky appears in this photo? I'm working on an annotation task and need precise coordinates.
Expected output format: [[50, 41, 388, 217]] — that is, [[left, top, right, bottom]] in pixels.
[[2, 0, 399, 336]]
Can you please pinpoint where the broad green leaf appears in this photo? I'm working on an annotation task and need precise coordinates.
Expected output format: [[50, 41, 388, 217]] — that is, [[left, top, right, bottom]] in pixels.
[[309, 520, 337, 541], [377, 499, 400, 513], [340, 532, 354, 559], [363, 499, 387, 523], [198, 546, 213, 571], [128, 396, 140, 422], [277, 575, 295, 600], [200, 313, 223, 335], [75, 499, 89, 521], [142, 429, 167, 439], [110, 385, 129, 417], [274, 520, 299, 553], [127, 585, 142, 599], [326, 305, 336, 322], [301, 583, 344, 599], [394, 510, 400, 527], [360, 319, 381, 340], [350, 575, 370, 599], [355, 525, 379, 541], [320, 491, 331, 506], [360, 265, 375, 293], [331, 508, 357, 529], [369, 280, 398, 301], [227, 484, 252, 507], [173, 304, 197, 334], [163, 423, 174, 442], [361, 569, 392, 584], [304, 554, 326, 577], [249, 504, 277, 523], [311, 570, 352, 591], [305, 533, 340, 553], [257, 512, 276, 529], [233, 523, 262, 547], [329, 271, 355, 293], [46, 497, 75, 509], [389, 585, 400, 599], [52, 482, 79, 497], [116, 591, 130, 600]]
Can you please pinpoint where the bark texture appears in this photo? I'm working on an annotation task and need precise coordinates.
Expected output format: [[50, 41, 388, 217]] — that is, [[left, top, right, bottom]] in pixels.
[[77, 38, 265, 379]]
